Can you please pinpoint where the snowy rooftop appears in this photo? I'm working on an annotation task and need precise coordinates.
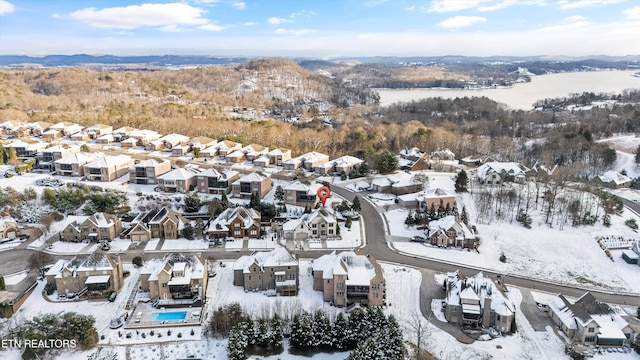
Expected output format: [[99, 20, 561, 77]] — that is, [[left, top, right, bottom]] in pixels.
[[313, 251, 377, 286], [84, 154, 132, 169], [55, 152, 105, 165], [233, 247, 298, 273], [598, 170, 631, 185], [477, 162, 530, 180], [158, 167, 200, 181], [232, 172, 268, 184], [208, 207, 260, 233]]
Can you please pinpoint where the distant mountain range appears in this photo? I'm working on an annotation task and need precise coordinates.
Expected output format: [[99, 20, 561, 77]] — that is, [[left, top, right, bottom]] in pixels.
[[1, 54, 639, 68]]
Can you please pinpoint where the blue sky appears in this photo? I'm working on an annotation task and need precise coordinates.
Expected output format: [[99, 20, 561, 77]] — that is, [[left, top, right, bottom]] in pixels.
[[1, 0, 639, 57]]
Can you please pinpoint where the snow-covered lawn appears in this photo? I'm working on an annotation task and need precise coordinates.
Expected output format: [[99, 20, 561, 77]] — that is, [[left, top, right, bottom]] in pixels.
[[0, 239, 22, 252], [224, 239, 244, 250], [161, 239, 209, 251], [386, 209, 427, 238], [44, 241, 98, 255], [247, 238, 277, 250], [108, 238, 132, 252]]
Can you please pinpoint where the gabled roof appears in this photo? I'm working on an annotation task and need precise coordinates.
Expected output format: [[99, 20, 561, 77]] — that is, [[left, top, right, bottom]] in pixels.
[[158, 167, 200, 181], [598, 170, 631, 185], [84, 154, 132, 169], [312, 251, 380, 286], [477, 162, 530, 181], [55, 152, 105, 165], [233, 247, 298, 273], [232, 172, 269, 184], [208, 207, 260, 233]]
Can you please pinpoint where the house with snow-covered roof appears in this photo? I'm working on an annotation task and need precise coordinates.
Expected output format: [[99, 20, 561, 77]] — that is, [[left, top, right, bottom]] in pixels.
[[430, 148, 456, 161], [37, 144, 82, 171], [314, 155, 364, 176], [83, 154, 135, 182], [398, 188, 456, 209], [139, 253, 208, 306], [122, 207, 189, 241], [0, 213, 18, 240], [231, 171, 272, 199], [426, 215, 477, 249], [266, 148, 292, 167], [196, 168, 239, 195], [233, 247, 298, 296], [312, 251, 384, 307], [146, 133, 190, 151], [284, 180, 319, 208], [4, 139, 48, 158], [207, 207, 261, 239], [476, 162, 530, 184], [129, 159, 172, 185], [282, 208, 338, 241], [157, 167, 201, 193], [48, 252, 124, 299], [548, 292, 634, 346], [60, 212, 121, 242], [283, 151, 329, 171], [596, 170, 631, 189], [371, 171, 423, 195], [444, 271, 515, 333], [54, 152, 105, 177]]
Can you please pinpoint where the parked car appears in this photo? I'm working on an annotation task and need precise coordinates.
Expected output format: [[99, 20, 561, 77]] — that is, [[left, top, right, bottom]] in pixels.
[[410, 236, 426, 243]]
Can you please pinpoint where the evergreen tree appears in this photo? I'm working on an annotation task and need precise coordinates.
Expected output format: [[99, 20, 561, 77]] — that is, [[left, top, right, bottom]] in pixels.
[[289, 314, 304, 349], [347, 307, 366, 347], [346, 337, 385, 360], [332, 312, 348, 349], [311, 310, 330, 347], [384, 315, 404, 360], [404, 210, 415, 226], [227, 325, 248, 360], [0, 276, 5, 290], [352, 196, 361, 212], [249, 192, 261, 210], [0, 145, 6, 164], [428, 203, 436, 220], [274, 185, 284, 203], [460, 205, 469, 225], [184, 192, 202, 213], [345, 216, 353, 229], [636, 145, 640, 164], [182, 223, 195, 239], [455, 169, 469, 192], [221, 192, 229, 207], [376, 151, 399, 174], [304, 205, 311, 214], [269, 314, 283, 348], [241, 315, 256, 346], [256, 318, 269, 347], [603, 213, 612, 227]]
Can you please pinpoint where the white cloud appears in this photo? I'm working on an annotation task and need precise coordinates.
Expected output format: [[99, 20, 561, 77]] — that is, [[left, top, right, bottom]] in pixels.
[[623, 7, 640, 19], [539, 17, 591, 31], [0, 0, 15, 15], [437, 16, 487, 29], [274, 28, 316, 36], [199, 23, 225, 31], [267, 17, 291, 25], [564, 15, 588, 22], [559, 0, 625, 9], [290, 10, 316, 18], [232, 2, 246, 10], [66, 3, 209, 29], [429, 0, 492, 13], [243, 21, 256, 26]]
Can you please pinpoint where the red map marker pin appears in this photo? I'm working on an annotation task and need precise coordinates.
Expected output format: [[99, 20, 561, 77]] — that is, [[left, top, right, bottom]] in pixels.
[[317, 186, 331, 207]]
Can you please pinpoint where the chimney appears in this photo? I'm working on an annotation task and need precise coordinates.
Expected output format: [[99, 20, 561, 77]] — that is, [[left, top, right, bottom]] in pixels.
[[482, 297, 492, 328]]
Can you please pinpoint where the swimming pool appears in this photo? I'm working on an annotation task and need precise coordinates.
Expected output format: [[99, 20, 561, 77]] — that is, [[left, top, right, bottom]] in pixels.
[[151, 311, 187, 321]]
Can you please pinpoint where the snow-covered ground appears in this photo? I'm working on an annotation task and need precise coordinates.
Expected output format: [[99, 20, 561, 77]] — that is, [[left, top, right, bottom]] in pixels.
[[161, 239, 209, 251]]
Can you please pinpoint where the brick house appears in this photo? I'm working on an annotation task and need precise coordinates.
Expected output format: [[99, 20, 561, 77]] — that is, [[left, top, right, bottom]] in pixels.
[[60, 212, 122, 242], [207, 207, 261, 239], [233, 247, 298, 296], [46, 253, 124, 299], [231, 172, 272, 199], [312, 251, 384, 307], [83, 155, 135, 182], [139, 253, 208, 306], [426, 215, 477, 249], [129, 159, 172, 185], [196, 168, 239, 195], [282, 208, 338, 241], [284, 180, 319, 208], [122, 207, 189, 241]]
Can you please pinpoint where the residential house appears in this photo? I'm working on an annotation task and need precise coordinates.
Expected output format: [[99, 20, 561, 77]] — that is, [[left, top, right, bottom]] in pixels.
[[549, 292, 634, 346], [0, 213, 18, 240], [213, 140, 243, 157], [41, 128, 62, 141], [4, 140, 48, 158], [315, 155, 364, 176], [476, 162, 530, 184], [21, 121, 52, 137], [371, 171, 423, 195], [126, 129, 161, 147], [95, 134, 114, 144], [85, 124, 113, 139], [36, 144, 81, 171], [225, 149, 246, 163], [312, 251, 384, 307], [112, 126, 137, 142], [284, 180, 319, 208], [70, 132, 89, 142], [282, 208, 338, 241], [47, 252, 124, 299], [233, 247, 298, 296], [430, 148, 456, 161], [426, 215, 477, 249], [54, 152, 105, 177], [196, 168, 239, 195], [267, 148, 292, 167], [231, 172, 272, 199], [122, 207, 189, 241], [622, 241, 640, 267], [188, 136, 217, 154], [207, 207, 261, 239], [398, 188, 456, 209], [129, 159, 172, 185], [59, 213, 122, 242], [0, 270, 37, 317], [399, 148, 430, 171], [139, 253, 208, 306], [146, 133, 189, 151], [0, 120, 21, 136], [157, 167, 200, 193], [444, 271, 515, 333], [242, 144, 269, 161], [83, 155, 135, 182], [596, 171, 632, 189], [283, 151, 329, 171], [49, 122, 84, 136]]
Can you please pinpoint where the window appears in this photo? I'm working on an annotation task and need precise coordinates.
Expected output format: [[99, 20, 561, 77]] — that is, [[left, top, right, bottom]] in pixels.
[[162, 283, 167, 288], [312, 224, 317, 228], [588, 328, 595, 333], [234, 230, 241, 236], [374, 293, 378, 298], [584, 336, 595, 343], [250, 229, 257, 235], [288, 273, 295, 280]]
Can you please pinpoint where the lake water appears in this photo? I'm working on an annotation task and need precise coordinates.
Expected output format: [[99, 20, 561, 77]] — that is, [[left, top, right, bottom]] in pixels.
[[375, 70, 640, 110]]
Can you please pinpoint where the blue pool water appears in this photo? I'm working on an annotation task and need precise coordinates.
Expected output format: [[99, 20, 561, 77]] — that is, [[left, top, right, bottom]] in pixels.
[[152, 311, 187, 321]]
